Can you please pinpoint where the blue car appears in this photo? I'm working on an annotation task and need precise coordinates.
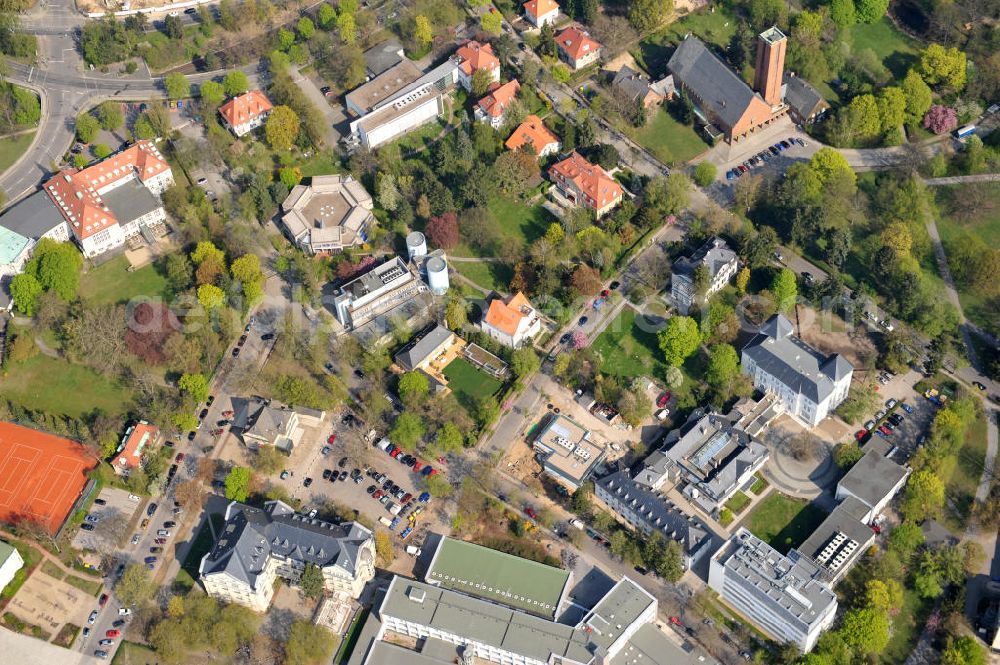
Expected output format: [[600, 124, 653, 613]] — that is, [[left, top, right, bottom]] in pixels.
[[901, 403, 914, 414], [418, 491, 431, 503], [400, 526, 413, 539], [875, 430, 889, 440], [774, 142, 785, 152], [389, 517, 399, 531], [726, 169, 735, 181]]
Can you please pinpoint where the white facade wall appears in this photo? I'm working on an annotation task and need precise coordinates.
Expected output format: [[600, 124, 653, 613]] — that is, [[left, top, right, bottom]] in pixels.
[[379, 613, 549, 665], [360, 96, 442, 150], [741, 356, 850, 428], [79, 224, 127, 258], [0, 547, 24, 593], [481, 314, 540, 349], [203, 558, 279, 613], [458, 65, 500, 93], [225, 110, 271, 138], [526, 7, 559, 26]]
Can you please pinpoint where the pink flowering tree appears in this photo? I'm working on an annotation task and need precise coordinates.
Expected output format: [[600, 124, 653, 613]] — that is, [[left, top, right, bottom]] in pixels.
[[922, 105, 958, 135], [571, 331, 588, 349]]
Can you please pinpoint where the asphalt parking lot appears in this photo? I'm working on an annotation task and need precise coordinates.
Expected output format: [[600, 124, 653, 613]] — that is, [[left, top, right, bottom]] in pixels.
[[857, 371, 937, 461], [71, 487, 141, 553]]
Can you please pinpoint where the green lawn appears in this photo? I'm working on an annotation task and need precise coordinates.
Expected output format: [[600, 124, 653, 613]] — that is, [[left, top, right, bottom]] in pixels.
[[488, 196, 554, 248], [335, 608, 368, 664], [749, 474, 768, 495], [79, 255, 169, 304], [175, 513, 224, 593], [452, 260, 514, 293], [0, 131, 36, 174], [591, 308, 666, 379], [0, 354, 131, 419], [112, 641, 163, 665], [633, 6, 738, 74], [387, 119, 447, 155], [0, 539, 41, 601], [63, 573, 102, 596], [841, 18, 919, 80], [725, 491, 752, 515], [443, 358, 502, 407], [941, 413, 989, 531], [299, 151, 344, 178], [743, 493, 829, 555], [627, 107, 710, 166]]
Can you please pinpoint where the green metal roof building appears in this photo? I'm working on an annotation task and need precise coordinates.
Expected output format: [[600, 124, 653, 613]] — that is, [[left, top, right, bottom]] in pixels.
[[424, 537, 571, 618]]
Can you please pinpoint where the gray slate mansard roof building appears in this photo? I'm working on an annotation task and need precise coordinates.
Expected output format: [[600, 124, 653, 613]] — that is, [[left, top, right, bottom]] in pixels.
[[741, 314, 853, 428], [200, 500, 375, 611], [782, 73, 829, 124], [394, 324, 455, 372], [670, 236, 739, 314]]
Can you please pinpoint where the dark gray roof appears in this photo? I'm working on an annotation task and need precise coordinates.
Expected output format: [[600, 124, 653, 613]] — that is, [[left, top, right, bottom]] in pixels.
[[672, 236, 737, 279], [0, 189, 66, 240], [837, 449, 909, 509], [394, 324, 455, 372], [797, 495, 874, 581], [782, 73, 828, 119], [230, 397, 296, 443], [595, 469, 711, 556], [101, 178, 162, 226], [612, 65, 654, 102], [200, 500, 373, 589], [667, 36, 755, 130], [364, 38, 406, 77], [741, 315, 853, 403]]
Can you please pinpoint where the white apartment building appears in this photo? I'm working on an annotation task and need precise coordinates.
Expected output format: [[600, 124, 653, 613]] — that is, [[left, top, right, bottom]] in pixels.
[[522, 0, 559, 26], [741, 315, 853, 428], [670, 236, 739, 315], [200, 500, 375, 612], [709, 528, 838, 652], [218, 90, 274, 138], [480, 291, 542, 348]]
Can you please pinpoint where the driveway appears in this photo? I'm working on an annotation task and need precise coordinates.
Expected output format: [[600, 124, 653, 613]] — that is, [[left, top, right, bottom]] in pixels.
[[288, 65, 341, 147]]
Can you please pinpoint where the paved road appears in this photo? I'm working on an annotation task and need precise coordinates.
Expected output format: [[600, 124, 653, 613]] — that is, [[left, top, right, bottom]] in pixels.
[[923, 173, 1000, 185]]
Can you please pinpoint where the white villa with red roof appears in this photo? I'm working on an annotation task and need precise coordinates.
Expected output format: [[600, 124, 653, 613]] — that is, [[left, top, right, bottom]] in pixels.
[[43, 140, 173, 258], [549, 152, 622, 217], [555, 27, 603, 70], [475, 80, 521, 129], [481, 292, 541, 348], [111, 421, 161, 475], [454, 41, 501, 92], [523, 0, 559, 26], [219, 90, 274, 138]]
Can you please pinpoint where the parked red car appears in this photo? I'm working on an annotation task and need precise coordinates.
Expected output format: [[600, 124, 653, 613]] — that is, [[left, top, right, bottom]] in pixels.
[[175, 452, 185, 463], [98, 593, 108, 607], [413, 460, 423, 472], [854, 430, 867, 441], [656, 392, 671, 408], [878, 425, 892, 436], [106, 630, 121, 638], [390, 447, 401, 458], [327, 434, 337, 444], [524, 506, 539, 520]]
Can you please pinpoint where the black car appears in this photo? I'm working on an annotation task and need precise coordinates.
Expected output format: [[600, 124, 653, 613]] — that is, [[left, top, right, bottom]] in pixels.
[[320, 85, 332, 95], [382, 479, 393, 490], [769, 145, 780, 155], [244, 322, 252, 333], [609, 281, 620, 290], [974, 381, 987, 391], [780, 140, 790, 149], [338, 457, 348, 468], [367, 485, 377, 494], [199, 408, 209, 420], [184, 6, 197, 13], [94, 498, 107, 506], [81, 523, 95, 531], [354, 369, 365, 379], [261, 333, 275, 341], [238, 334, 248, 346], [216, 419, 229, 427], [322, 469, 333, 480], [578, 316, 588, 326], [147, 503, 158, 517], [187, 431, 196, 441], [559, 333, 571, 344], [112, 620, 126, 628], [303, 477, 313, 487], [338, 471, 348, 481], [232, 347, 240, 357], [206, 395, 215, 406]]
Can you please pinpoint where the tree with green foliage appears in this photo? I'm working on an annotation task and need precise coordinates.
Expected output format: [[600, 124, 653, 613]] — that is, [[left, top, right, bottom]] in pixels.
[[918, 43, 966, 90], [115, 563, 155, 607], [223, 70, 249, 97], [230, 254, 264, 307], [297, 16, 315, 40], [770, 268, 797, 313], [197, 284, 226, 310], [390, 412, 425, 450], [658, 316, 701, 366], [628, 0, 672, 31], [265, 105, 300, 150], [398, 371, 430, 406], [336, 12, 357, 45], [942, 635, 986, 665], [855, 0, 888, 23], [224, 466, 251, 502], [436, 422, 464, 453], [317, 2, 336, 28], [96, 101, 124, 131], [481, 9, 502, 35], [833, 441, 864, 469], [75, 112, 99, 143], [693, 161, 716, 187], [164, 72, 190, 100], [706, 343, 740, 391], [901, 69, 933, 124], [29, 239, 82, 302], [571, 481, 593, 514], [279, 166, 302, 190], [284, 620, 336, 665], [9, 273, 42, 315], [830, 0, 858, 28], [199, 80, 225, 106], [299, 563, 324, 599], [413, 14, 432, 50], [93, 143, 111, 159], [511, 348, 541, 380], [424, 473, 452, 497], [876, 86, 906, 133], [848, 93, 881, 139], [471, 68, 493, 98], [840, 606, 890, 655], [277, 27, 295, 51], [887, 521, 924, 556], [179, 373, 210, 403], [551, 63, 571, 84], [900, 469, 945, 522], [864, 578, 903, 613]]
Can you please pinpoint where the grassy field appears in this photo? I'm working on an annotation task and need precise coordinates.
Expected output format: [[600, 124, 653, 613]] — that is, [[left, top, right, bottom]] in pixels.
[[299, 151, 344, 178], [0, 353, 131, 418], [112, 641, 163, 665], [725, 491, 752, 515], [634, 6, 738, 74], [80, 255, 170, 304], [0, 131, 36, 174], [744, 493, 829, 554], [591, 308, 667, 379], [63, 573, 102, 596], [749, 474, 768, 495], [443, 358, 502, 406], [627, 108, 710, 166], [941, 412, 989, 531], [452, 260, 514, 293], [841, 18, 919, 80], [334, 608, 367, 664], [388, 119, 447, 154], [489, 196, 554, 248]]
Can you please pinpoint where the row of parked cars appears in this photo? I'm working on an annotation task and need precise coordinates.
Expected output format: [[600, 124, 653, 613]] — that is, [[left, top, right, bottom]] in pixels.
[[379, 439, 440, 477], [856, 398, 913, 442], [726, 137, 807, 180]]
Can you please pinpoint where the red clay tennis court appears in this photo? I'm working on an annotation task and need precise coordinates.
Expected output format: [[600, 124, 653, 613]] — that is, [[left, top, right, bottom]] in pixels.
[[0, 422, 97, 535]]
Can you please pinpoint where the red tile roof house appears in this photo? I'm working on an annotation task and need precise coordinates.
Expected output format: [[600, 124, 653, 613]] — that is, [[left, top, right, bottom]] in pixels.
[[549, 151, 623, 217], [475, 80, 521, 129], [219, 90, 274, 138], [505, 114, 561, 158], [111, 421, 161, 475], [481, 292, 542, 348], [43, 140, 174, 258], [454, 41, 501, 92], [555, 27, 603, 70], [523, 0, 559, 27]]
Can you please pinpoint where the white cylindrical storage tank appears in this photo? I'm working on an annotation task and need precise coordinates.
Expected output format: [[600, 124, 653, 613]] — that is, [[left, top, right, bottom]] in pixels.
[[426, 256, 449, 295], [406, 231, 427, 260]]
